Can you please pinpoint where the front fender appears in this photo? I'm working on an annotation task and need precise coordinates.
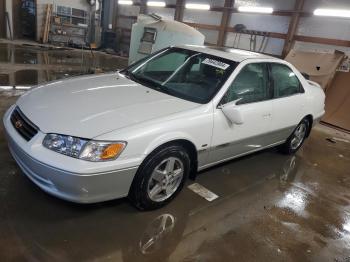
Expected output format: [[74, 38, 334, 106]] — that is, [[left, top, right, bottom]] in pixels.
[[144, 131, 198, 156]]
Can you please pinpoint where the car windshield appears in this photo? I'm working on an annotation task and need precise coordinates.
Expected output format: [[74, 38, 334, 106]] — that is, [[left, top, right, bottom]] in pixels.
[[122, 47, 237, 104]]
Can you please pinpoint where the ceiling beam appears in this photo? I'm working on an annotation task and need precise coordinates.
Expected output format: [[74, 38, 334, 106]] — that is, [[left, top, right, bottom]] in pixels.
[[217, 0, 234, 46], [282, 0, 305, 57], [294, 35, 350, 47]]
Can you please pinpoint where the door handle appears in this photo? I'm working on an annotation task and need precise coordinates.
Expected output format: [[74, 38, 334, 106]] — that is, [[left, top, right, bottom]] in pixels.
[[262, 113, 271, 118]]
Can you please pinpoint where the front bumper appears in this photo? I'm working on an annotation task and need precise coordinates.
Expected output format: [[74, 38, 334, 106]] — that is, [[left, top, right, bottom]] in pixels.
[[3, 105, 139, 203]]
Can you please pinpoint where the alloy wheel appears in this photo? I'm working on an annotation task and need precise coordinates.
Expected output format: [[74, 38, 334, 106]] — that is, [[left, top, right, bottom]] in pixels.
[[290, 123, 307, 150], [147, 157, 184, 202]]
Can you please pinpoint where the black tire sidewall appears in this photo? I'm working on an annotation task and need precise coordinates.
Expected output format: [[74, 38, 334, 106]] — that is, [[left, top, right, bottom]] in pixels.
[[129, 145, 191, 210], [283, 119, 310, 154]]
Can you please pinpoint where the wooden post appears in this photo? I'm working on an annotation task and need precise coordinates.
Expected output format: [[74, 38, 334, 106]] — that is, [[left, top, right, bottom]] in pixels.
[[217, 0, 234, 47], [42, 4, 52, 43], [282, 0, 305, 57], [174, 0, 185, 22]]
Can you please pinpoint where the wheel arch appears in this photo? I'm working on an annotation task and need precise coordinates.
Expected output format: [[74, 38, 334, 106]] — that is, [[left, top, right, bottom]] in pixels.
[[143, 138, 198, 180]]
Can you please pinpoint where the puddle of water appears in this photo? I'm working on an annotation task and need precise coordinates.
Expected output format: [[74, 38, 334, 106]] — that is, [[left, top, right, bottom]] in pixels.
[[0, 43, 128, 87], [0, 69, 86, 86]]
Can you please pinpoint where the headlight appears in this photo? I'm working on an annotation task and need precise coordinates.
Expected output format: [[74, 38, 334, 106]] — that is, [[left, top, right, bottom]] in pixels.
[[43, 134, 126, 162]]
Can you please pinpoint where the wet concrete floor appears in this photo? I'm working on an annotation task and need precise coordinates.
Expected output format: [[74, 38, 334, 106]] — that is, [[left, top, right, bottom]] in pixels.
[[1, 94, 350, 262], [1, 43, 350, 262]]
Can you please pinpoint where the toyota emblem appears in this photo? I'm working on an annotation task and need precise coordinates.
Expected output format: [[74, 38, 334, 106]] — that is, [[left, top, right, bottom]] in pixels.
[[15, 120, 23, 129]]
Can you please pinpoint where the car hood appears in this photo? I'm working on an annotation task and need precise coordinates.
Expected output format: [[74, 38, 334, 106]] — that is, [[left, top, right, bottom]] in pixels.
[[17, 73, 198, 138]]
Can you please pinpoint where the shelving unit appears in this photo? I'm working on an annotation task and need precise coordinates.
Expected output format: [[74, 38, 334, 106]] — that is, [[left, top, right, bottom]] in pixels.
[[48, 5, 89, 47]]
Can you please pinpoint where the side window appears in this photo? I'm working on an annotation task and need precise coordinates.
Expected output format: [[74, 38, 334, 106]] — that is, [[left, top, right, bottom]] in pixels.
[[222, 63, 269, 105], [270, 63, 302, 98]]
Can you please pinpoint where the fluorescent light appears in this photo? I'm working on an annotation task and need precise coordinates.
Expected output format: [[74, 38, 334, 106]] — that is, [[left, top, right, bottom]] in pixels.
[[185, 3, 210, 10], [0, 86, 31, 90], [238, 6, 273, 14], [118, 0, 133, 5], [0, 86, 13, 90], [147, 1, 166, 7], [314, 8, 350, 18]]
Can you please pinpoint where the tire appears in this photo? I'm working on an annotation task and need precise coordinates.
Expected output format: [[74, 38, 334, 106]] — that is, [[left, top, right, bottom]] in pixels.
[[279, 118, 310, 155], [128, 145, 191, 211]]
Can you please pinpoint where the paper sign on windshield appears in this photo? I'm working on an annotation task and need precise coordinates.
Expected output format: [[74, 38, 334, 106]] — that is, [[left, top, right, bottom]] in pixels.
[[202, 58, 230, 70]]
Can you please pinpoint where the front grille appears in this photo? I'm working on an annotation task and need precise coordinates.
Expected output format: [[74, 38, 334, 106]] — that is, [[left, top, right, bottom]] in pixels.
[[10, 107, 39, 141]]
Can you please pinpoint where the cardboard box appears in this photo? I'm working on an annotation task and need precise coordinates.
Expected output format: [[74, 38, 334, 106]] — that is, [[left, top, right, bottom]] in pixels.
[[285, 50, 345, 90], [322, 71, 350, 132]]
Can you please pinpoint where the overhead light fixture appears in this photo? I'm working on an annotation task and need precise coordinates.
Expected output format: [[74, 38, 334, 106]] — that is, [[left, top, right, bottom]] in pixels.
[[185, 3, 210, 10], [238, 6, 273, 14], [118, 0, 133, 5], [147, 1, 166, 7], [314, 8, 350, 18]]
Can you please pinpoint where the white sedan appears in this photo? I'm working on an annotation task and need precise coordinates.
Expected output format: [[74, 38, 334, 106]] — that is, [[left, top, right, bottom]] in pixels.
[[3, 46, 325, 210]]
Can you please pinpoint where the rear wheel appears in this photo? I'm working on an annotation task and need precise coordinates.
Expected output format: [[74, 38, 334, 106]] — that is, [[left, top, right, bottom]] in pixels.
[[129, 145, 190, 210], [280, 118, 310, 154]]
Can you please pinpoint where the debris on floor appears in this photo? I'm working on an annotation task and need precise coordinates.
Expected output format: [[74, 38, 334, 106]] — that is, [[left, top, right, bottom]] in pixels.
[[326, 138, 337, 144], [188, 183, 219, 201], [332, 137, 350, 143]]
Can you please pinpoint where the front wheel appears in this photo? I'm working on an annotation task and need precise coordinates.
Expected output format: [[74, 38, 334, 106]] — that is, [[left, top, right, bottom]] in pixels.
[[128, 145, 190, 210], [280, 118, 310, 154]]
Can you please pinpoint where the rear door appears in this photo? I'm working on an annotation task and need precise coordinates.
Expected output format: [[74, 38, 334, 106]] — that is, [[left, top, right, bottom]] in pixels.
[[269, 63, 307, 141], [208, 62, 273, 165]]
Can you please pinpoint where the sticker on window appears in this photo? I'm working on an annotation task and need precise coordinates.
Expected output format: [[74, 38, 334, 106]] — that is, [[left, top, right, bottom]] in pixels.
[[202, 58, 230, 70]]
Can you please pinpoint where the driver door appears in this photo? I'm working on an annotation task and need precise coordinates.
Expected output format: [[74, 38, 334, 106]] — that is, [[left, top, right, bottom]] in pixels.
[[209, 62, 274, 164]]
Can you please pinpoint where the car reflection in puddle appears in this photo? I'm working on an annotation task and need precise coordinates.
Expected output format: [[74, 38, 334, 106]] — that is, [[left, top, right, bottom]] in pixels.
[[1, 152, 304, 261]]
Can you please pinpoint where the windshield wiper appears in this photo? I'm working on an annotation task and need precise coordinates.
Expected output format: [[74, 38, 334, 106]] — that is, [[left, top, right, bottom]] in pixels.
[[127, 72, 172, 95]]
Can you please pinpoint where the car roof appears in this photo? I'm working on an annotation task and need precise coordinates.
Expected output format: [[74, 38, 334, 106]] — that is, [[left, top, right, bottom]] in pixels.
[[176, 45, 280, 63]]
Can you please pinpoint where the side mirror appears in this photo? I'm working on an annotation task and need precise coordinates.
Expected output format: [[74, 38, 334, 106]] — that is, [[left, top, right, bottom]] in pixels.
[[219, 98, 244, 125]]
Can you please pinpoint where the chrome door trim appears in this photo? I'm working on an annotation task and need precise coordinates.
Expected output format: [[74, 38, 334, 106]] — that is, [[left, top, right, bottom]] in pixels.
[[210, 125, 295, 151], [198, 140, 285, 171], [197, 125, 297, 171]]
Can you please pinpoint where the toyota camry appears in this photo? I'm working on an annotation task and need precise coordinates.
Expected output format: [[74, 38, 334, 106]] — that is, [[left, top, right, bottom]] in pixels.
[[3, 46, 325, 210]]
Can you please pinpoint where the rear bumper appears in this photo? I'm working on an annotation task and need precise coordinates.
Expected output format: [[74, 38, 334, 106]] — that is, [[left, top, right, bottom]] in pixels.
[[3, 105, 138, 203]]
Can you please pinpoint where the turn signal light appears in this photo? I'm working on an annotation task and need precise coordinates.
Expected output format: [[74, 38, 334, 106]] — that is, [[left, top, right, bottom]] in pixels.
[[101, 144, 125, 159]]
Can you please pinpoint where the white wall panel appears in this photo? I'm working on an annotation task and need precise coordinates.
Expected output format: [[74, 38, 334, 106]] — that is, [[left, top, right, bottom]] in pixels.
[[118, 5, 140, 16], [229, 13, 290, 33], [235, 0, 295, 10], [303, 0, 350, 11], [294, 0, 350, 56], [184, 0, 225, 7], [147, 7, 175, 20], [298, 17, 350, 41], [183, 10, 222, 25], [294, 41, 350, 56], [225, 32, 283, 56]]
